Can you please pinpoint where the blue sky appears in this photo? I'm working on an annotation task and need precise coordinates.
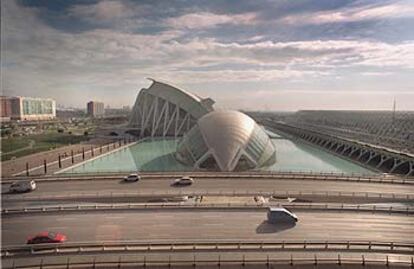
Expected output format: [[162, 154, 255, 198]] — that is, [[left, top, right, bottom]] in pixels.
[[1, 0, 414, 110]]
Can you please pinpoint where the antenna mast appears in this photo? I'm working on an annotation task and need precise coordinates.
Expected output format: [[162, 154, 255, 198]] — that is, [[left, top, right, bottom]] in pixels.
[[392, 97, 396, 124]]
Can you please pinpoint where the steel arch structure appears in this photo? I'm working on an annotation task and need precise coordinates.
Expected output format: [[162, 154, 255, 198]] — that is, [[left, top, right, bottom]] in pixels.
[[129, 79, 215, 137]]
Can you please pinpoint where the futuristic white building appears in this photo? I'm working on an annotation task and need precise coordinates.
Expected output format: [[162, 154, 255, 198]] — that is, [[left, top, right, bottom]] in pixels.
[[130, 79, 215, 137], [130, 79, 276, 171], [175, 110, 276, 171]]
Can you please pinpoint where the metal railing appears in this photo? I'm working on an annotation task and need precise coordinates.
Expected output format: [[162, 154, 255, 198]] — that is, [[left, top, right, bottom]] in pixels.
[[4, 255, 414, 269], [8, 139, 139, 177], [3, 240, 414, 258], [3, 190, 413, 202], [2, 171, 413, 185], [2, 203, 413, 216]]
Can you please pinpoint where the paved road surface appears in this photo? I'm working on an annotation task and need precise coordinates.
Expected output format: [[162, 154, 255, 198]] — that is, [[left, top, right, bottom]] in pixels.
[[2, 179, 412, 199], [2, 210, 413, 246]]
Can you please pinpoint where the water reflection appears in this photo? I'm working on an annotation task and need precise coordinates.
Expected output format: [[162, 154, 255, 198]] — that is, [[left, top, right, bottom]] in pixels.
[[64, 133, 375, 174]]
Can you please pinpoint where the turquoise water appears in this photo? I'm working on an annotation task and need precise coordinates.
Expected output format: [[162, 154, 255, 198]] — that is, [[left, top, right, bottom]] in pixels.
[[62, 132, 374, 174], [62, 139, 191, 173], [263, 129, 373, 174]]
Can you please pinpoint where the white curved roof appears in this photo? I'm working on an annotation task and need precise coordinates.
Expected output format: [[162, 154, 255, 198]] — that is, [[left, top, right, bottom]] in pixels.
[[147, 78, 202, 102], [142, 78, 214, 119], [176, 110, 276, 171], [198, 111, 256, 170]]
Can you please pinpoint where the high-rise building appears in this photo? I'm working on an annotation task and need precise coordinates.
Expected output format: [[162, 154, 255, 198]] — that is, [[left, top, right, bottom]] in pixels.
[[1, 96, 56, 121], [0, 96, 13, 121], [87, 101, 105, 117]]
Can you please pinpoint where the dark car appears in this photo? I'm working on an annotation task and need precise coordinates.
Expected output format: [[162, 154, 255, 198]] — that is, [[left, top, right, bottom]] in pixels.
[[27, 232, 67, 244], [267, 208, 298, 224]]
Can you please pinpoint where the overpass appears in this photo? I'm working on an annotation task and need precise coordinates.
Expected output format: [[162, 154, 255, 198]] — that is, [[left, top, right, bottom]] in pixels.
[[2, 206, 414, 268], [1, 172, 413, 268], [2, 172, 413, 205]]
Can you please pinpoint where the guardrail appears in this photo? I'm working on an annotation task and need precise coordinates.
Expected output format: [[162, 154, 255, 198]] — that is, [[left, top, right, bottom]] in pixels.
[[4, 255, 414, 269], [2, 203, 414, 215], [3, 190, 413, 203], [2, 240, 414, 258], [8, 139, 140, 177], [2, 171, 413, 185]]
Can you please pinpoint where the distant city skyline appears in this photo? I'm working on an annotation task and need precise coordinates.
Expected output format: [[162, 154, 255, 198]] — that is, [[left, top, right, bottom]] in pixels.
[[1, 0, 414, 111]]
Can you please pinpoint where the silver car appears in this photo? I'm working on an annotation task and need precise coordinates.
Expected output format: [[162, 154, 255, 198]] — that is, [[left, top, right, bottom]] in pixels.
[[173, 176, 194, 186], [123, 173, 141, 182], [9, 180, 37, 193]]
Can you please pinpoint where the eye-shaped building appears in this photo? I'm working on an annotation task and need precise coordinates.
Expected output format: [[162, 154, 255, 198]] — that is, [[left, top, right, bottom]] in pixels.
[[176, 110, 276, 171], [130, 79, 276, 171]]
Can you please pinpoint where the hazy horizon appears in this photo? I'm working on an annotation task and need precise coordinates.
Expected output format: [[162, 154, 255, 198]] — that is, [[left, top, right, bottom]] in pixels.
[[2, 0, 414, 111]]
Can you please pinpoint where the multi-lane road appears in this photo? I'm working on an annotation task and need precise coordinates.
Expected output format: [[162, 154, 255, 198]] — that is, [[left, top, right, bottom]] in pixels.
[[2, 178, 413, 202], [2, 174, 413, 268], [2, 209, 413, 246]]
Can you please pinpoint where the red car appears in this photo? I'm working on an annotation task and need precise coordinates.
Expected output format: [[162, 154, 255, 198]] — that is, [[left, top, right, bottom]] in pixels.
[[27, 232, 67, 244]]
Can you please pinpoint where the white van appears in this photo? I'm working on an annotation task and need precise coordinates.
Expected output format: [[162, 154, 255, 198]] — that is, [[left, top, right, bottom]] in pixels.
[[267, 207, 298, 223], [9, 180, 37, 193]]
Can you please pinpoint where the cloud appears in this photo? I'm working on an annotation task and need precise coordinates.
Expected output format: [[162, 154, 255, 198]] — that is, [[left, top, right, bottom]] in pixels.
[[149, 69, 328, 84], [69, 0, 135, 22], [361, 72, 394, 76], [2, 0, 414, 110], [165, 12, 257, 29], [162, 39, 414, 70], [281, 2, 414, 25]]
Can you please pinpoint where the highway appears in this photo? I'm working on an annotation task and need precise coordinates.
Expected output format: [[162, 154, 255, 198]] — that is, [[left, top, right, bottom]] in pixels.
[[2, 178, 412, 199], [2, 209, 413, 246], [2, 175, 413, 268]]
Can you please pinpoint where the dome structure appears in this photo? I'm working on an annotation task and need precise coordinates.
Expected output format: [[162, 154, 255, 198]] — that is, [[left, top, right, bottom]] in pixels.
[[176, 110, 276, 171]]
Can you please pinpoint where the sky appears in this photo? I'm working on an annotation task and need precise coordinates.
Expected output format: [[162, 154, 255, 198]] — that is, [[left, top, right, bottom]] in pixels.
[[1, 0, 414, 110]]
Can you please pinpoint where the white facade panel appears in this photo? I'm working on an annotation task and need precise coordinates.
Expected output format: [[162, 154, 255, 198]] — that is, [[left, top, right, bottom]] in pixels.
[[129, 79, 215, 137]]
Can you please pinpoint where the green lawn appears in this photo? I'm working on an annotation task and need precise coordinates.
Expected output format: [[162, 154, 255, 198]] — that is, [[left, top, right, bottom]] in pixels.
[[1, 133, 91, 161], [1, 139, 31, 153]]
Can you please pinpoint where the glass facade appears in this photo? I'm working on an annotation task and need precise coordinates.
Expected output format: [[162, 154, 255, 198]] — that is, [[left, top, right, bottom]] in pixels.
[[176, 127, 208, 164], [176, 114, 276, 171], [22, 99, 54, 115], [245, 125, 276, 165]]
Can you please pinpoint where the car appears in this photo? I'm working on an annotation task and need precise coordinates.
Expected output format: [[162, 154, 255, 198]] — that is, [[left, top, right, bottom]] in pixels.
[[123, 173, 141, 182], [267, 207, 298, 223], [27, 232, 67, 244], [148, 198, 169, 203], [168, 195, 189, 202], [9, 180, 36, 193], [172, 176, 194, 186], [269, 196, 297, 203]]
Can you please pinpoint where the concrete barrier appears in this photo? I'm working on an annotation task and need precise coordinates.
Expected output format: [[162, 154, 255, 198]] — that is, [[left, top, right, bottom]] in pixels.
[[2, 203, 413, 216]]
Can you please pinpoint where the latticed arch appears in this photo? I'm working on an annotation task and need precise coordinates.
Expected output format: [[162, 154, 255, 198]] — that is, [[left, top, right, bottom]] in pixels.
[[176, 111, 276, 172], [129, 79, 215, 137]]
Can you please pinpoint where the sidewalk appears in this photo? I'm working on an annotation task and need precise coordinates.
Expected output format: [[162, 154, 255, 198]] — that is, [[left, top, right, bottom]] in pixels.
[[1, 138, 136, 177]]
